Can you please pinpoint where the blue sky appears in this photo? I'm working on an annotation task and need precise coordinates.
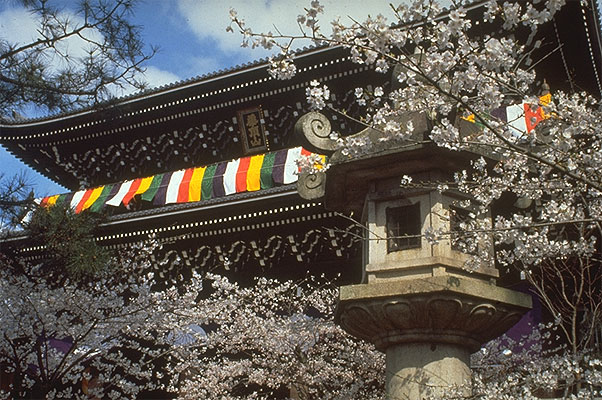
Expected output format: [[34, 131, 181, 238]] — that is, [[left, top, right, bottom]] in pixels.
[[0, 0, 398, 198]]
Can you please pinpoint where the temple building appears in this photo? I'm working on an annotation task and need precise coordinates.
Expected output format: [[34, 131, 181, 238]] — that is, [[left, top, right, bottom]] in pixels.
[[0, 0, 598, 291], [1, 1, 601, 396], [0, 41, 386, 284], [1, 1, 599, 285]]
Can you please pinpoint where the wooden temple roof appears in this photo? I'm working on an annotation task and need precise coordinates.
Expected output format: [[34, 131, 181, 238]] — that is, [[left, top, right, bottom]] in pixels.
[[0, 46, 380, 189], [0, 0, 600, 191], [1, 0, 601, 282]]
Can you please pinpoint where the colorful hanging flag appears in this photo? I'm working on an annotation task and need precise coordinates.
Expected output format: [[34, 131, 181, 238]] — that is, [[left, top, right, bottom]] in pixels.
[[141, 174, 164, 203], [462, 94, 551, 136], [70, 190, 87, 209], [177, 168, 195, 203], [235, 157, 251, 193], [135, 176, 154, 196], [283, 147, 302, 184], [212, 162, 228, 198], [39, 146, 320, 213], [247, 154, 264, 191], [122, 179, 142, 206], [89, 185, 115, 213], [153, 173, 173, 206], [47, 194, 60, 206], [201, 164, 217, 200], [260, 151, 276, 189], [272, 149, 287, 185], [81, 186, 105, 211], [74, 189, 94, 213], [224, 158, 240, 195]]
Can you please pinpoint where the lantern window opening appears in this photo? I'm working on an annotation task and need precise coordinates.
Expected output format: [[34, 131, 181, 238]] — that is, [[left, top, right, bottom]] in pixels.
[[386, 203, 421, 253]]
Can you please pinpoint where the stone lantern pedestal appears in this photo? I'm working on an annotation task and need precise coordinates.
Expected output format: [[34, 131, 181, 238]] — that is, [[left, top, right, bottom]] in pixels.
[[336, 277, 530, 398], [296, 111, 532, 399]]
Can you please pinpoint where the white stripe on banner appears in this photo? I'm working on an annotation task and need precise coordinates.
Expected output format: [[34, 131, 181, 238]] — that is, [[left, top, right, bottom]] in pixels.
[[224, 158, 240, 195], [106, 180, 133, 206], [283, 147, 302, 184], [166, 170, 186, 204], [506, 104, 528, 137], [70, 190, 86, 209]]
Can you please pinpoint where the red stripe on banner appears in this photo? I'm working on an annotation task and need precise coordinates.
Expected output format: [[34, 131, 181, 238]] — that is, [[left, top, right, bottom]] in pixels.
[[300, 147, 311, 172], [177, 168, 195, 203], [236, 157, 251, 192], [75, 189, 94, 214], [122, 178, 142, 206], [40, 196, 50, 207], [524, 103, 544, 133]]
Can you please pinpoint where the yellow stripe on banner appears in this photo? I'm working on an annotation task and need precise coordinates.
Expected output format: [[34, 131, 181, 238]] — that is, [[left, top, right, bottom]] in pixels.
[[247, 154, 264, 191], [189, 166, 206, 202], [317, 154, 326, 170], [82, 186, 105, 210], [135, 176, 154, 195], [46, 194, 60, 206], [462, 114, 476, 123]]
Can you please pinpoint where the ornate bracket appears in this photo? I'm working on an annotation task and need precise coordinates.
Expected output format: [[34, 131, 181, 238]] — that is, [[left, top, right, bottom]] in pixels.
[[294, 111, 337, 154]]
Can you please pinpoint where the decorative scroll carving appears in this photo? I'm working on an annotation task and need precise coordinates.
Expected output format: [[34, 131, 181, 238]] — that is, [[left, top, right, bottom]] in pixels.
[[294, 111, 337, 154], [147, 224, 362, 275], [296, 171, 326, 200]]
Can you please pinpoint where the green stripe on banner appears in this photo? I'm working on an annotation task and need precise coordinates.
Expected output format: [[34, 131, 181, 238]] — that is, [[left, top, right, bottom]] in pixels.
[[89, 185, 113, 213], [54, 193, 67, 207], [202, 164, 217, 199], [260, 152, 275, 189], [141, 173, 164, 202]]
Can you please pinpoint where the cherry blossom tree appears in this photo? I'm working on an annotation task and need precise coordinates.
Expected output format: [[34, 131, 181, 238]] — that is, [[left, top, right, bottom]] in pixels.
[[0, 245, 385, 399], [227, 0, 602, 396], [1, 204, 382, 399], [4, 0, 602, 398], [174, 274, 384, 400], [0, 241, 205, 399]]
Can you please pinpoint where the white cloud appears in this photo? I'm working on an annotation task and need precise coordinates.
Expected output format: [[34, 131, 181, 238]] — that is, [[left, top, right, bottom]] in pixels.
[[141, 66, 181, 89], [0, 8, 39, 44], [176, 0, 399, 60], [106, 66, 181, 98], [0, 6, 105, 70]]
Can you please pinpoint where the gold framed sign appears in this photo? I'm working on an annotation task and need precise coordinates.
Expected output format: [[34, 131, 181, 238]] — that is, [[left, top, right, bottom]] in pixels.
[[237, 107, 268, 155]]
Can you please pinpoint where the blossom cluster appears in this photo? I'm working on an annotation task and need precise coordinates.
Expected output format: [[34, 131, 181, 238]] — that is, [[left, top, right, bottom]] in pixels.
[[0, 241, 205, 399], [0, 245, 384, 399], [435, 325, 602, 399], [174, 274, 384, 400]]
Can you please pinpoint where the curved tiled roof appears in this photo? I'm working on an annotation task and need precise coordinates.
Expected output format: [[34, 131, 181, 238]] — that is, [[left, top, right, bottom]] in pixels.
[[0, 0, 495, 126], [0, 45, 324, 126]]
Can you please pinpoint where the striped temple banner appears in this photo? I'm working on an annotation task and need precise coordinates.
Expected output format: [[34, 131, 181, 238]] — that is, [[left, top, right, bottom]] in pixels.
[[463, 93, 551, 135], [38, 147, 323, 214]]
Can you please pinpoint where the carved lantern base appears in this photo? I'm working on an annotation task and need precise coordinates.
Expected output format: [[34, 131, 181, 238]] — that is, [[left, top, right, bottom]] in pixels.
[[335, 276, 532, 399]]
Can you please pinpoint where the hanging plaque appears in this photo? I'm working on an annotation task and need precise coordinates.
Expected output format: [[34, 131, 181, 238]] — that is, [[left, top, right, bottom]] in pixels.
[[237, 107, 268, 155]]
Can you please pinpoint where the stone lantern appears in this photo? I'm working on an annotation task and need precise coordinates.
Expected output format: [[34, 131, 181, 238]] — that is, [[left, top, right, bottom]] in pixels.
[[295, 111, 531, 399]]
